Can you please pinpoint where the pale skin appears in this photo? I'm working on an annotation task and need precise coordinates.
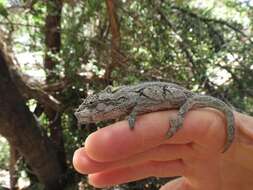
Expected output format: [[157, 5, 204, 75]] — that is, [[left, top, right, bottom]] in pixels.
[[73, 109, 253, 190]]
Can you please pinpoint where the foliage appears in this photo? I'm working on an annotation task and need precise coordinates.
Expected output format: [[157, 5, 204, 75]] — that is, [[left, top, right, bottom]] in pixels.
[[0, 137, 9, 170], [0, 0, 253, 189], [0, 2, 8, 18]]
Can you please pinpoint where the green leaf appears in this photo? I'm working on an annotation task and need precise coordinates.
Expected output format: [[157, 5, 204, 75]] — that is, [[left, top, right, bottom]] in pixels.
[[0, 2, 8, 18]]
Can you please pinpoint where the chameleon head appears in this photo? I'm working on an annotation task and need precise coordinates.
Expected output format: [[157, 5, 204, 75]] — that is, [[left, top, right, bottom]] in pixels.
[[74, 87, 130, 124], [74, 93, 100, 123]]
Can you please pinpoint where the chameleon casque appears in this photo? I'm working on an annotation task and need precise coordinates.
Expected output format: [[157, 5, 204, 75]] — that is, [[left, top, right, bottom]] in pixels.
[[74, 82, 235, 152]]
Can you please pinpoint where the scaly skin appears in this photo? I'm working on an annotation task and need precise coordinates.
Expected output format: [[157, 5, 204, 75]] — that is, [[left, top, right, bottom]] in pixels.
[[75, 82, 235, 152]]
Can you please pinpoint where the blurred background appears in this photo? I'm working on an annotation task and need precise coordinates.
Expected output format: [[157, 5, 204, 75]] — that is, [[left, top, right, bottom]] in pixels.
[[0, 0, 252, 189]]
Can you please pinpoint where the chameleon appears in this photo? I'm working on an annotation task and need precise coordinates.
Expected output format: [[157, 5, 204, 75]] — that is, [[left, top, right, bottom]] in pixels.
[[74, 82, 235, 152]]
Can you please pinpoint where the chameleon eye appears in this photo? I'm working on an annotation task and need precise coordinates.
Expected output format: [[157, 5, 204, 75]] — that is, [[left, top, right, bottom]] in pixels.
[[88, 100, 93, 105], [85, 96, 97, 105]]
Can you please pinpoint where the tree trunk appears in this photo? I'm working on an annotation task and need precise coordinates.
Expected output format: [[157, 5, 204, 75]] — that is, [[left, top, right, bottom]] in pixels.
[[105, 0, 121, 83], [44, 0, 67, 172], [9, 144, 18, 190], [0, 41, 64, 190], [44, 0, 62, 81]]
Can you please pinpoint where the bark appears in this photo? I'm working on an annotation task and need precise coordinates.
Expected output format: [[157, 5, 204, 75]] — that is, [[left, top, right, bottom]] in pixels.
[[0, 40, 64, 189]]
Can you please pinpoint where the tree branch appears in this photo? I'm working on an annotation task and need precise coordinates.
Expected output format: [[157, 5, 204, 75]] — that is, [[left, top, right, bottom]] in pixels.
[[0, 39, 61, 111]]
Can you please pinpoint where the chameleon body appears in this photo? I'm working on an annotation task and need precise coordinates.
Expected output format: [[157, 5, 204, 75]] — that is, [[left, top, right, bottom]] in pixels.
[[74, 82, 235, 152]]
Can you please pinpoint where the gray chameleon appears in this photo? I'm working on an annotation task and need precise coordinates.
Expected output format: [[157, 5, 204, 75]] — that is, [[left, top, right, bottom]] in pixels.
[[75, 82, 235, 152]]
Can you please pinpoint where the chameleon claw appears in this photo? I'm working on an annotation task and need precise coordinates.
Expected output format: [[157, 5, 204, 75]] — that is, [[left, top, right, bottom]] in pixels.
[[166, 131, 174, 138], [128, 113, 136, 129], [167, 117, 183, 138]]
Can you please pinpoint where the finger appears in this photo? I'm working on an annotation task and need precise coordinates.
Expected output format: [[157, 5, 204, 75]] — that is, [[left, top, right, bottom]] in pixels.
[[85, 109, 229, 161], [73, 148, 110, 174], [85, 111, 177, 161], [160, 177, 191, 190], [160, 174, 221, 190], [73, 144, 193, 174], [88, 160, 184, 188]]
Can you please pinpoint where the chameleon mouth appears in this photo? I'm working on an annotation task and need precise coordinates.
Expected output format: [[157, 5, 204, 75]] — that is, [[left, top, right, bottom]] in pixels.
[[74, 110, 93, 124]]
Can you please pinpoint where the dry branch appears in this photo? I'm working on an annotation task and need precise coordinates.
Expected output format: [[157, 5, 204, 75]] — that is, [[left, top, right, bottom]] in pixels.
[[0, 39, 61, 111]]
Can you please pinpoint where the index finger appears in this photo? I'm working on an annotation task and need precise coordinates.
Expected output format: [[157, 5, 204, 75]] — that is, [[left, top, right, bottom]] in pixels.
[[85, 109, 231, 162]]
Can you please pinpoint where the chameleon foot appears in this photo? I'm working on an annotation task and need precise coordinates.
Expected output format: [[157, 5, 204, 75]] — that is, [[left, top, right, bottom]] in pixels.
[[176, 95, 235, 152], [128, 111, 137, 129], [167, 117, 183, 138]]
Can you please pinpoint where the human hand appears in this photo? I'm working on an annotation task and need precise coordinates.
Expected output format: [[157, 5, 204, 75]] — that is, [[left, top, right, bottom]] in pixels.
[[73, 109, 253, 190]]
